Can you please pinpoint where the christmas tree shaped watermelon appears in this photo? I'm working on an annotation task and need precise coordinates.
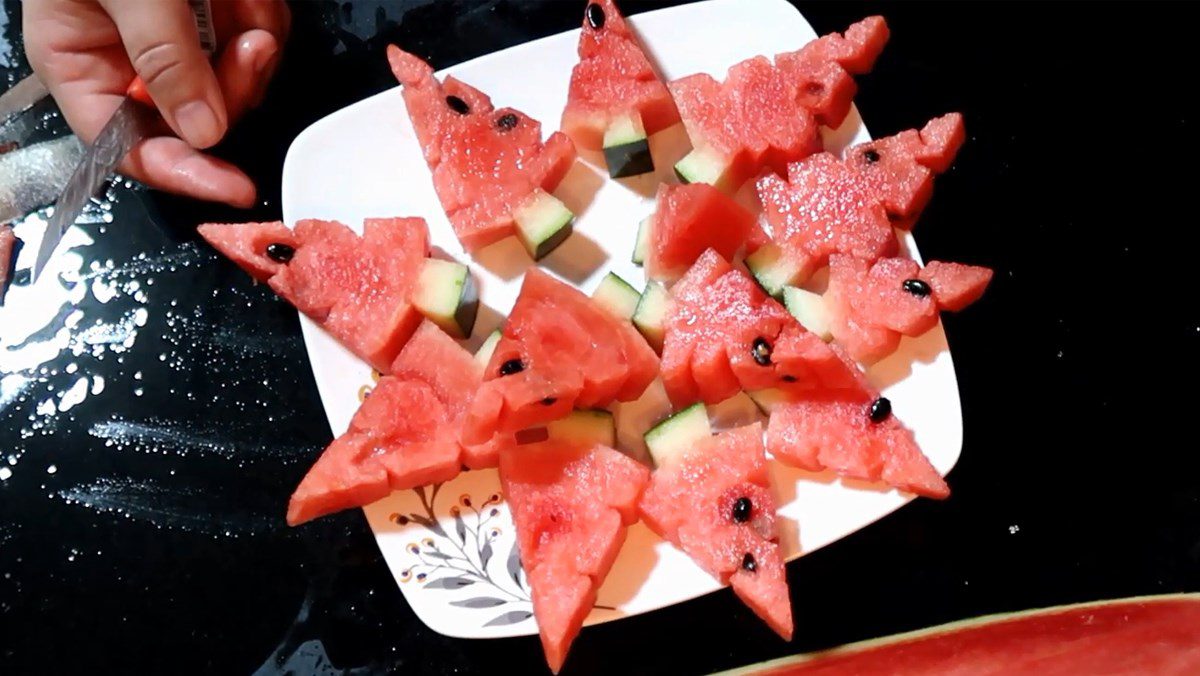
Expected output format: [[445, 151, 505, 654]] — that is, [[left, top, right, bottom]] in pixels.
[[388, 47, 578, 260]]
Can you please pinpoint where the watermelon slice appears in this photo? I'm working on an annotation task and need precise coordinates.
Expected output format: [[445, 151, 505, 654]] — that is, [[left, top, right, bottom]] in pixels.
[[721, 594, 1200, 675], [639, 417, 793, 640], [500, 420, 650, 673], [562, 0, 681, 178], [199, 218, 479, 372], [0, 224, 15, 302], [388, 46, 578, 259], [825, 255, 993, 364], [287, 321, 501, 526], [749, 113, 966, 294], [660, 248, 869, 407], [463, 268, 659, 444], [762, 391, 949, 499], [671, 17, 888, 192], [640, 183, 767, 283]]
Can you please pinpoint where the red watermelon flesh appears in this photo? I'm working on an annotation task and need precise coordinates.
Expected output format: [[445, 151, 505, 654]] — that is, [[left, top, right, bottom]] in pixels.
[[0, 224, 15, 297], [646, 183, 767, 282], [755, 113, 965, 286], [765, 392, 949, 499], [287, 322, 496, 526], [826, 254, 993, 364], [388, 46, 576, 252], [661, 249, 870, 407], [671, 17, 888, 192], [562, 0, 680, 149], [728, 594, 1200, 676], [639, 424, 793, 639], [500, 438, 650, 673], [199, 217, 429, 374], [463, 269, 658, 445]]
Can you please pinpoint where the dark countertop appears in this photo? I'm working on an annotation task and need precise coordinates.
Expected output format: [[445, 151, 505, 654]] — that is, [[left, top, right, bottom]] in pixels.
[[1, 1, 1197, 674]]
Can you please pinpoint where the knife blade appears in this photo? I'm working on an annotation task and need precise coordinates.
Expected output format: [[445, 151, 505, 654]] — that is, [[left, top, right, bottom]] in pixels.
[[31, 97, 154, 282]]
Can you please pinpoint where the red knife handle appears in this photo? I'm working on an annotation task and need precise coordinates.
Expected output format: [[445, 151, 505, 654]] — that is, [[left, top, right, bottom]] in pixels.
[[125, 77, 153, 107]]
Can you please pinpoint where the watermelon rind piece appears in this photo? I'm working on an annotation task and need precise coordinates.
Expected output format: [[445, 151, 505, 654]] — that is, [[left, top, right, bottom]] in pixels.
[[674, 146, 735, 192], [631, 215, 652, 266], [592, 272, 641, 320], [545, 408, 617, 448], [745, 243, 802, 299], [706, 391, 763, 432], [632, 281, 670, 352], [746, 388, 788, 415], [514, 189, 575, 260], [782, 286, 833, 342], [714, 593, 1200, 676], [474, 329, 502, 369], [412, 258, 479, 339], [644, 402, 711, 468], [603, 112, 653, 178]]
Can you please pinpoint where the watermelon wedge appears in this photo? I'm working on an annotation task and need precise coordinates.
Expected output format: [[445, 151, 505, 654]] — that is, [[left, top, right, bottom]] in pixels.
[[720, 594, 1200, 675], [388, 46, 578, 259], [660, 249, 869, 407], [639, 183, 767, 283], [463, 268, 658, 444], [761, 391, 949, 499], [199, 218, 479, 371], [562, 0, 680, 178], [639, 417, 793, 640], [672, 17, 888, 192], [0, 224, 15, 302], [500, 416, 650, 673], [749, 114, 966, 294], [825, 255, 993, 364], [287, 321, 502, 526]]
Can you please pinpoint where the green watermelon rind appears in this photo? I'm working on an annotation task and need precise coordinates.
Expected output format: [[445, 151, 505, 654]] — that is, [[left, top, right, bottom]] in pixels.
[[644, 402, 711, 467], [412, 258, 479, 339], [473, 329, 502, 369], [714, 593, 1200, 676], [592, 272, 641, 320]]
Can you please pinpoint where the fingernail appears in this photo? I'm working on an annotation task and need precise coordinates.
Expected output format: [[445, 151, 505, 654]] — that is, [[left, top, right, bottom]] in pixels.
[[174, 100, 223, 149], [252, 44, 277, 76]]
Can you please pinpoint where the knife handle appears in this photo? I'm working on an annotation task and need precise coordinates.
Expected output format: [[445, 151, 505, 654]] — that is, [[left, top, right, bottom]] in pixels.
[[125, 77, 153, 107]]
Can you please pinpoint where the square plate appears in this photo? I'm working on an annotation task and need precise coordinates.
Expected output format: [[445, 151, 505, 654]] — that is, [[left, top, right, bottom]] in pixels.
[[281, 0, 962, 639]]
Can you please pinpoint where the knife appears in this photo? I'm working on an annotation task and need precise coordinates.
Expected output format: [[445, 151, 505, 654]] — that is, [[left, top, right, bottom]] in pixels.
[[30, 0, 216, 283]]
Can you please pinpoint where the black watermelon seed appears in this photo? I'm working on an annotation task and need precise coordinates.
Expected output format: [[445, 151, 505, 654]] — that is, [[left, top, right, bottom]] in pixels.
[[741, 553, 757, 572], [751, 337, 772, 366], [869, 397, 892, 423], [586, 2, 605, 29], [862, 149, 881, 164], [781, 375, 798, 383], [266, 243, 295, 263], [541, 397, 557, 406], [496, 113, 519, 131], [903, 278, 932, 297], [499, 359, 524, 376], [446, 95, 470, 115], [732, 497, 752, 523]]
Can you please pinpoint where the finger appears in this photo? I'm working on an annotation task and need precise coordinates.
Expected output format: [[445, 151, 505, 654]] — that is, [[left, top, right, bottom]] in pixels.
[[230, 0, 291, 47], [214, 29, 279, 123], [121, 136, 257, 208], [97, 0, 228, 149]]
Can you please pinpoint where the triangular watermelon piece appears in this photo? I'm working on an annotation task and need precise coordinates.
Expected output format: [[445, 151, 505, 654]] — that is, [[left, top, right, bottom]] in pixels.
[[500, 437, 650, 673], [199, 218, 429, 374], [643, 183, 767, 283], [562, 0, 680, 177], [671, 17, 889, 192], [639, 423, 793, 639], [826, 254, 993, 364], [388, 47, 578, 257], [462, 269, 658, 444], [751, 113, 966, 290], [764, 392, 949, 499], [661, 249, 869, 407], [287, 321, 502, 526]]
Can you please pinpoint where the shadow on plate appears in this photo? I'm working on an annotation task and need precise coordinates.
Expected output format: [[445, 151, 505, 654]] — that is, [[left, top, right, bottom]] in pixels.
[[540, 229, 609, 285], [866, 324, 950, 391], [592, 522, 662, 611]]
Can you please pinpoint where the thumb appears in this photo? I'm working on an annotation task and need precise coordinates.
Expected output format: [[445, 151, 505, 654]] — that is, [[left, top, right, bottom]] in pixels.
[[98, 0, 227, 149]]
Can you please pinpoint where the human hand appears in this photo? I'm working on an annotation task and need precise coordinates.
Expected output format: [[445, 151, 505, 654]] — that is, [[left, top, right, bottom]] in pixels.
[[23, 0, 291, 207]]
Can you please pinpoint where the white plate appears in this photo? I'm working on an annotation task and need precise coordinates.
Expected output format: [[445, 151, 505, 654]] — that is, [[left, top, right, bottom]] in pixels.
[[281, 0, 962, 639]]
